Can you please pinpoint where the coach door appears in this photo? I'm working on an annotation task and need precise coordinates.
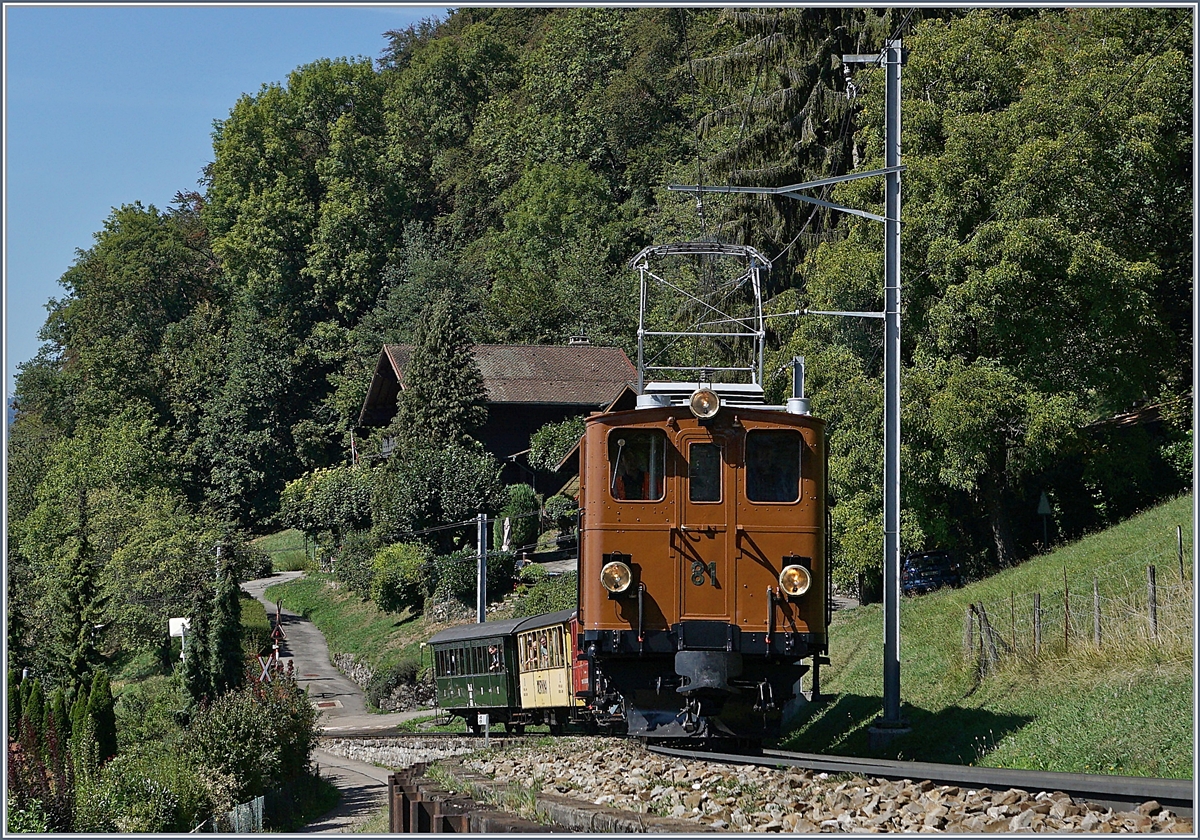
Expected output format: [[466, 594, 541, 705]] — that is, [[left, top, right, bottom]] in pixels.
[[677, 430, 735, 621]]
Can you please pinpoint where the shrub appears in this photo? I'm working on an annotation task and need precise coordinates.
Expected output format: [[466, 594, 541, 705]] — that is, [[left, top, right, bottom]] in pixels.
[[493, 484, 540, 552], [6, 793, 49, 833], [77, 740, 213, 832], [429, 545, 518, 606], [331, 529, 376, 598], [183, 688, 278, 801], [87, 671, 117, 764], [518, 562, 548, 585], [429, 548, 477, 603], [114, 674, 187, 750], [371, 542, 431, 615], [251, 676, 319, 785], [543, 494, 578, 533], [528, 417, 586, 472], [365, 655, 421, 709], [511, 571, 578, 618]]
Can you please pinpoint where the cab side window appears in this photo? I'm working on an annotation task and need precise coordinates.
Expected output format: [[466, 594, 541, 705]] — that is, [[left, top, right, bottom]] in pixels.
[[609, 430, 667, 501], [745, 430, 802, 503]]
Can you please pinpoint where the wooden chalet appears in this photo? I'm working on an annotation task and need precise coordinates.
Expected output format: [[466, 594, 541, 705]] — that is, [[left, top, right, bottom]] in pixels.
[[358, 342, 637, 490]]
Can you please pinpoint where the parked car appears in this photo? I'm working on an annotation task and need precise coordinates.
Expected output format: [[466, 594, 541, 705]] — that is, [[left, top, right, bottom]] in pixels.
[[901, 550, 962, 595]]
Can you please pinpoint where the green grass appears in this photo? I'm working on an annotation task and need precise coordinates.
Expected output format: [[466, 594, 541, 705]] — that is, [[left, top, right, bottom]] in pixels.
[[252, 528, 313, 572], [263, 573, 428, 678], [783, 493, 1194, 778], [353, 806, 390, 834], [241, 591, 273, 656]]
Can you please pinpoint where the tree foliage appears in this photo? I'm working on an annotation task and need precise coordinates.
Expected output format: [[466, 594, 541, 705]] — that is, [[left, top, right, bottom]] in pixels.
[[7, 7, 1191, 663]]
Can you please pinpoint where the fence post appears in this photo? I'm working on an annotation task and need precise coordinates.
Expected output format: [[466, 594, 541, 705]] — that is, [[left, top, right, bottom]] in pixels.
[[977, 602, 1000, 671], [1093, 578, 1101, 647], [1033, 593, 1042, 656], [1148, 564, 1158, 641]]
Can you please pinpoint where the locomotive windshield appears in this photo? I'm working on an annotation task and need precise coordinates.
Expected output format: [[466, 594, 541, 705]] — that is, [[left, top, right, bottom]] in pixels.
[[746, 430, 801, 502], [688, 442, 722, 502], [609, 430, 666, 501]]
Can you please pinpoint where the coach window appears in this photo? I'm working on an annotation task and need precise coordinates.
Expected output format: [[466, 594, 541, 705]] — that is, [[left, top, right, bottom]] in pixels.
[[689, 442, 722, 502], [609, 429, 667, 501], [746, 430, 801, 503]]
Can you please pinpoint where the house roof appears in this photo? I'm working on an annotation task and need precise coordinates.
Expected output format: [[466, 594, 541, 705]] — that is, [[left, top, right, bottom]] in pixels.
[[358, 343, 637, 427]]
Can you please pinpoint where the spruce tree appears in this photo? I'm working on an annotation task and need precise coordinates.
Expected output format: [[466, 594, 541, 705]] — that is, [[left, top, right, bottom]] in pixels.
[[46, 688, 70, 755], [85, 670, 117, 764], [56, 486, 108, 685], [69, 689, 88, 749], [181, 590, 213, 705], [396, 293, 487, 447], [22, 679, 44, 757], [209, 567, 244, 696]]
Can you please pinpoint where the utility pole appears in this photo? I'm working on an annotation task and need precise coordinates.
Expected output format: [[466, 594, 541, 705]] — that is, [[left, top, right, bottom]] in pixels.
[[476, 513, 488, 623], [668, 39, 909, 743]]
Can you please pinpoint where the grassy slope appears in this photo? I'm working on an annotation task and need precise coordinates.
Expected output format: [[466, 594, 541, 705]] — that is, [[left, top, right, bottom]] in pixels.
[[264, 573, 432, 677], [252, 528, 312, 572], [784, 494, 1193, 778], [262, 499, 1192, 776]]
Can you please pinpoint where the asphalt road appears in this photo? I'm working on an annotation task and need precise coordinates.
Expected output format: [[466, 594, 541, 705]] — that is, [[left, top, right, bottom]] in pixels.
[[241, 572, 429, 832]]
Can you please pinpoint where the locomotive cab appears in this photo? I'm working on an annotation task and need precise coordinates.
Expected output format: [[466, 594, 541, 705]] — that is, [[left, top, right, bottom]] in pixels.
[[579, 382, 829, 741]]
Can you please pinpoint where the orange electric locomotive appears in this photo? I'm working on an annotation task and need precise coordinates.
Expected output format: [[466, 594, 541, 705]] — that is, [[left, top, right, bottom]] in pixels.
[[575, 380, 829, 740], [573, 242, 831, 741]]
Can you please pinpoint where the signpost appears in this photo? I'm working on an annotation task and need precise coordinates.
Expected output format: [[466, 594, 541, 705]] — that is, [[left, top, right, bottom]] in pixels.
[[168, 617, 191, 660]]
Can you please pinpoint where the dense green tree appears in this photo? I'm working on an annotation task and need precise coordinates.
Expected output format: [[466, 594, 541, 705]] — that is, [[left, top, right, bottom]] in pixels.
[[45, 688, 70, 758], [181, 591, 213, 706], [775, 8, 1191, 576], [85, 670, 117, 764], [22, 679, 45, 757], [493, 484, 540, 553], [370, 441, 504, 553], [395, 293, 487, 446], [209, 567, 245, 696]]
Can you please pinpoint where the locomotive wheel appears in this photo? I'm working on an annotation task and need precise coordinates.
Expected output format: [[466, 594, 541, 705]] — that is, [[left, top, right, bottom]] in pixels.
[[504, 722, 526, 735], [465, 719, 480, 736]]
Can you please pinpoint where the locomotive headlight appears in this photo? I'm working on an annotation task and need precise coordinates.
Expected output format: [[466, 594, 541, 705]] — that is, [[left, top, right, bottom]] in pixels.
[[689, 387, 721, 419], [779, 564, 812, 597], [600, 561, 633, 594]]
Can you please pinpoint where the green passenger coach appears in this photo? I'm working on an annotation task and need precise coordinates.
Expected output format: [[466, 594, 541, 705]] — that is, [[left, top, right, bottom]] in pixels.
[[427, 609, 579, 735]]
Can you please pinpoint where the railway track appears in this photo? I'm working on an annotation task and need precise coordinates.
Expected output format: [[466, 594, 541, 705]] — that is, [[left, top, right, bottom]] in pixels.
[[646, 743, 1194, 818]]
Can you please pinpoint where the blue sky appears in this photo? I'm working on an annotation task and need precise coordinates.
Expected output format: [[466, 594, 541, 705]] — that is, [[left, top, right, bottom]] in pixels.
[[4, 3, 447, 400]]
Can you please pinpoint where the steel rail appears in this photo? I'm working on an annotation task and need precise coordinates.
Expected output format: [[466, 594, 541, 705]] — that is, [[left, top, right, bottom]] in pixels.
[[645, 743, 1194, 817]]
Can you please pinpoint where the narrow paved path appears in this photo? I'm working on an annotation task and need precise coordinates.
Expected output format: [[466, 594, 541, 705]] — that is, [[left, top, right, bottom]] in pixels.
[[242, 573, 430, 832]]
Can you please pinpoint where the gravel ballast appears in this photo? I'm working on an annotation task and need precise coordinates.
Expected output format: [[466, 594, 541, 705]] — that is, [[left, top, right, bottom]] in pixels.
[[328, 735, 1193, 833]]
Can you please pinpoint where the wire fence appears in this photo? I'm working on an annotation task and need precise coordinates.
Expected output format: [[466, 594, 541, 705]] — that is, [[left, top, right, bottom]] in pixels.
[[962, 530, 1192, 672]]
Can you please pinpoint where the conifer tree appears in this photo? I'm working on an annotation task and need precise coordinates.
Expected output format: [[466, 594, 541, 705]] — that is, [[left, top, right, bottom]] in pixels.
[[22, 679, 45, 757], [46, 688, 70, 756], [182, 590, 213, 705], [68, 689, 88, 749], [209, 566, 244, 696], [85, 670, 117, 764], [396, 293, 487, 447], [56, 485, 109, 685]]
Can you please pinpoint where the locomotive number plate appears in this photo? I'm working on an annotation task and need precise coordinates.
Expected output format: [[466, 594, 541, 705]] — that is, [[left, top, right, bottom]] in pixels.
[[690, 560, 718, 587]]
